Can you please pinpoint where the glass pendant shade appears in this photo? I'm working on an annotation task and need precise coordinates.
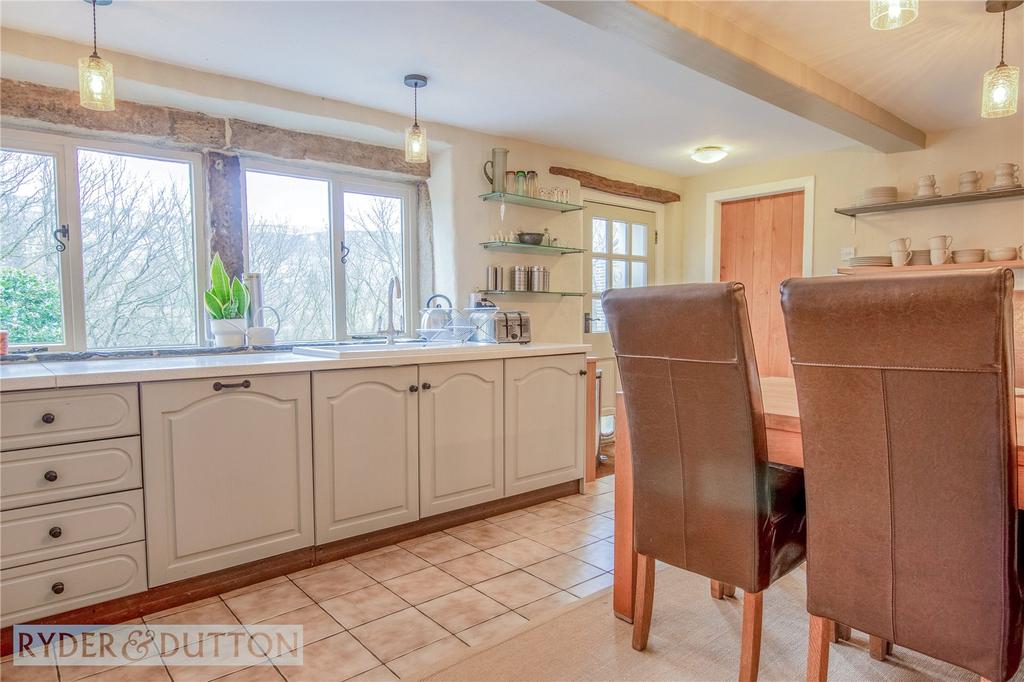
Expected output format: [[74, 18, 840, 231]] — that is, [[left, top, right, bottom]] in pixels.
[[982, 64, 1020, 118], [78, 55, 115, 111], [405, 123, 427, 163], [869, 0, 919, 30]]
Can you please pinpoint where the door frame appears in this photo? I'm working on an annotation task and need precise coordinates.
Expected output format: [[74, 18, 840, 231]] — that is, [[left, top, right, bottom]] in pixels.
[[704, 176, 815, 282]]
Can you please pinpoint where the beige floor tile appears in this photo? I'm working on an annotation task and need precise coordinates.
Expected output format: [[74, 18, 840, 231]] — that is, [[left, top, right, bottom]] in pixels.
[[564, 515, 615, 540], [291, 564, 375, 602], [349, 608, 448, 662], [213, 664, 283, 681], [416, 587, 507, 633], [566, 571, 614, 598], [484, 509, 528, 523], [455, 612, 529, 647], [164, 649, 255, 682], [381, 567, 465, 605], [286, 558, 348, 581], [83, 659, 171, 681], [220, 576, 289, 601], [383, 636, 468, 679], [445, 524, 522, 550], [473, 570, 559, 609], [145, 600, 242, 632], [527, 502, 593, 524], [524, 554, 604, 590], [143, 596, 223, 622], [562, 492, 615, 513], [436, 551, 516, 585], [1, 658, 58, 682], [525, 500, 564, 512], [600, 510, 615, 520], [514, 590, 580, 620], [318, 584, 409, 629], [273, 632, 379, 682], [225, 582, 313, 624], [349, 548, 430, 581], [529, 526, 600, 553], [346, 545, 400, 561], [569, 539, 615, 571], [491, 513, 563, 536], [484, 538, 560, 568], [596, 476, 615, 492], [250, 604, 342, 655], [579, 481, 601, 496], [405, 536, 477, 564], [396, 531, 446, 549], [446, 519, 489, 531], [343, 665, 397, 681]]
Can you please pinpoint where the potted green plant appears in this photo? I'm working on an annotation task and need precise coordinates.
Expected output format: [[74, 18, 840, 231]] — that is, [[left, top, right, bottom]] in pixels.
[[204, 253, 249, 347]]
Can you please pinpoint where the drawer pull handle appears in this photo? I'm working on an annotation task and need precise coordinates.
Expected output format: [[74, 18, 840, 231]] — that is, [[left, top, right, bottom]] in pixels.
[[51, 582, 65, 595], [41, 413, 56, 424], [43, 470, 59, 482], [409, 385, 419, 393], [213, 380, 251, 391], [421, 382, 432, 390], [49, 526, 62, 539]]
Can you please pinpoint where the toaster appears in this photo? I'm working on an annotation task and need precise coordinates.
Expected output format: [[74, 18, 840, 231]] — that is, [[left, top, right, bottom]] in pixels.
[[471, 310, 531, 344]]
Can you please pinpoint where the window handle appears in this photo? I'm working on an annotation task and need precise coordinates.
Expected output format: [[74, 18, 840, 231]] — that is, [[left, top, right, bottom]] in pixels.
[[53, 225, 69, 253], [340, 241, 351, 265]]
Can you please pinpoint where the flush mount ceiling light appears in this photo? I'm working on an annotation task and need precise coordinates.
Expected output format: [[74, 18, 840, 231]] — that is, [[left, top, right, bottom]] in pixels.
[[869, 0, 919, 30], [981, 0, 1021, 118], [78, 0, 115, 111], [404, 74, 428, 164], [691, 146, 729, 164]]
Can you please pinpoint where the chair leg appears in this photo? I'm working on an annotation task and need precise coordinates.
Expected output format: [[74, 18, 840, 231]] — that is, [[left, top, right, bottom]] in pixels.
[[739, 590, 764, 682], [711, 580, 736, 600], [806, 615, 831, 682], [828, 622, 852, 643], [632, 553, 656, 651], [869, 636, 892, 661]]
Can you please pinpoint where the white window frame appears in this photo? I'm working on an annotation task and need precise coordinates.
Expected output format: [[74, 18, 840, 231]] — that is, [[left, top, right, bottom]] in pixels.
[[1, 128, 208, 351], [240, 158, 418, 341]]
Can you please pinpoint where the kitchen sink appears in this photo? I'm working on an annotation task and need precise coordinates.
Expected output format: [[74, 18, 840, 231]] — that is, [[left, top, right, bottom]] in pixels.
[[291, 340, 470, 358]]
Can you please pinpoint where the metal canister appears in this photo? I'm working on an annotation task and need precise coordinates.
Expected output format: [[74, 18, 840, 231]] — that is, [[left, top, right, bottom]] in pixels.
[[513, 265, 530, 291], [529, 265, 544, 291], [485, 266, 503, 291]]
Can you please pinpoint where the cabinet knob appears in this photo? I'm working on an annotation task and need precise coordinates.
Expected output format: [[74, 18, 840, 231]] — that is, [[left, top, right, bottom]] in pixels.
[[43, 470, 59, 482], [421, 382, 431, 390], [49, 526, 62, 539], [41, 412, 56, 424], [51, 582, 65, 595], [579, 369, 587, 376], [409, 385, 419, 393]]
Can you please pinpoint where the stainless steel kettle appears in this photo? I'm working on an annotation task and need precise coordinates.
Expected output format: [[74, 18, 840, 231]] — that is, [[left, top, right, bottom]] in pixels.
[[420, 294, 454, 332]]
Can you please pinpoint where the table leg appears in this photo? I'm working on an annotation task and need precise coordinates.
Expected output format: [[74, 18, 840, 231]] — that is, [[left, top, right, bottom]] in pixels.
[[584, 357, 598, 484], [613, 390, 637, 622]]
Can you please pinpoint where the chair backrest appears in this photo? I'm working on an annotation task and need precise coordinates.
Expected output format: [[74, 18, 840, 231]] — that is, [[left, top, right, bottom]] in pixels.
[[781, 269, 1021, 681], [603, 282, 778, 593]]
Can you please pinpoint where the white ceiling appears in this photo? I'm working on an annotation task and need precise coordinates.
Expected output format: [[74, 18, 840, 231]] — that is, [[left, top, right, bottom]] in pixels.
[[697, 0, 1024, 134], [0, 0, 857, 175]]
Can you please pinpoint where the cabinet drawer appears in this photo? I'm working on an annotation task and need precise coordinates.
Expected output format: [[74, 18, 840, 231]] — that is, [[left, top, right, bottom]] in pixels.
[[1, 437, 142, 511], [1, 490, 145, 569], [1, 385, 139, 451], [1, 541, 147, 627]]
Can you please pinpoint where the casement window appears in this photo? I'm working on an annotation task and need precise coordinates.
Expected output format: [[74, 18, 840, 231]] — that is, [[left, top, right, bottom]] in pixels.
[[241, 162, 417, 342], [0, 130, 205, 351]]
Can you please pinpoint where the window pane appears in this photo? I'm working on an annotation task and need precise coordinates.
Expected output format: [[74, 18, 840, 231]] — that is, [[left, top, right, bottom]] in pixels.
[[631, 223, 647, 257], [344, 192, 405, 336], [611, 259, 627, 289], [591, 218, 608, 253], [592, 258, 607, 293], [631, 261, 648, 287], [78, 150, 197, 348], [611, 221, 627, 255], [0, 150, 65, 346], [246, 170, 332, 342], [591, 298, 607, 333]]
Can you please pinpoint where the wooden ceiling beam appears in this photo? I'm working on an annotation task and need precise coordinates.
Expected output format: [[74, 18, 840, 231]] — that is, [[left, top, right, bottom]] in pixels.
[[549, 166, 680, 203]]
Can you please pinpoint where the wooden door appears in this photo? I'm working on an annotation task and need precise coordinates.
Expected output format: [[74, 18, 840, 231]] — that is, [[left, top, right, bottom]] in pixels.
[[141, 373, 314, 585], [504, 354, 586, 495], [419, 360, 503, 517], [719, 191, 804, 378], [312, 366, 419, 543]]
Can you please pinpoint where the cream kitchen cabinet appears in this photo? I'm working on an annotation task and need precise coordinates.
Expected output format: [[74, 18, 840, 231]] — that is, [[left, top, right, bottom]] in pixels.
[[504, 354, 586, 495], [312, 366, 419, 543], [141, 373, 314, 585], [419, 360, 504, 516]]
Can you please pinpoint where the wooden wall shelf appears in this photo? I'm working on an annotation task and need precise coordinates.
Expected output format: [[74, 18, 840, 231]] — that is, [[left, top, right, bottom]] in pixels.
[[838, 260, 1024, 275], [834, 186, 1024, 216]]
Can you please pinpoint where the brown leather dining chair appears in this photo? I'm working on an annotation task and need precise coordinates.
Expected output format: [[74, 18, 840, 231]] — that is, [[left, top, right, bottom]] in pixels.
[[603, 282, 807, 682], [781, 269, 1022, 682]]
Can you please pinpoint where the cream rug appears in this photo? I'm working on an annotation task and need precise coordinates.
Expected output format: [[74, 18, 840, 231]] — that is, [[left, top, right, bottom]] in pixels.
[[419, 565, 1022, 681]]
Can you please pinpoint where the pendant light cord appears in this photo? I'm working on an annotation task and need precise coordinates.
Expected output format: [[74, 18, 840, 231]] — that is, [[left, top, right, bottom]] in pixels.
[[91, 0, 99, 58], [999, 8, 1007, 66], [413, 85, 419, 126]]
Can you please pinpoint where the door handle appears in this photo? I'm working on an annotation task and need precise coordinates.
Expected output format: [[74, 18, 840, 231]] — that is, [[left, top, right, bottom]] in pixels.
[[340, 241, 351, 265], [213, 380, 251, 391]]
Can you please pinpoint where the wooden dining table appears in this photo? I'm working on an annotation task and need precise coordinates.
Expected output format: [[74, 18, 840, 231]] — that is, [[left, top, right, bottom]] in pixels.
[[611, 376, 1024, 622]]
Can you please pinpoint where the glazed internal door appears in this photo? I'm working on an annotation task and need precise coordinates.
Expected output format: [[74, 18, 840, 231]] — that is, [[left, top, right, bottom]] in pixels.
[[719, 191, 804, 378]]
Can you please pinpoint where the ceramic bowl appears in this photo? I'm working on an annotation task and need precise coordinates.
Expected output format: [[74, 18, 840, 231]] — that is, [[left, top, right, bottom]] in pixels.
[[518, 232, 545, 245], [987, 247, 1020, 262], [952, 249, 986, 264]]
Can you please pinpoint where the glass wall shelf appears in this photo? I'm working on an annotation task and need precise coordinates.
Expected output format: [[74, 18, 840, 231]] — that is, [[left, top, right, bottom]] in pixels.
[[479, 240, 585, 255], [480, 192, 584, 212]]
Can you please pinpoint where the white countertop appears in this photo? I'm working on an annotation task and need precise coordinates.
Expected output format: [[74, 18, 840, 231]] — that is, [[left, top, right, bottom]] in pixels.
[[0, 343, 591, 392]]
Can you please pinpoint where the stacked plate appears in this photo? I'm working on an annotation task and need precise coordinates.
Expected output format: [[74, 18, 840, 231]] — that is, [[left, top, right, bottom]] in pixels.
[[846, 256, 893, 267], [909, 249, 931, 266], [857, 186, 898, 206], [952, 249, 985, 264]]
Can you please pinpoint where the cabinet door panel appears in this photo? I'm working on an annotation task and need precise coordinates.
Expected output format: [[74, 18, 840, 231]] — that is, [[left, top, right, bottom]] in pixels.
[[142, 373, 313, 585], [313, 367, 418, 543], [420, 360, 503, 516], [505, 354, 586, 495]]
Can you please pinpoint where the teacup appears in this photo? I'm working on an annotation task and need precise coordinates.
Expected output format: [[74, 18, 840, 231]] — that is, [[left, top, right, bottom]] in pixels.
[[928, 235, 952, 250], [996, 163, 1020, 177], [889, 237, 912, 251], [930, 249, 951, 265], [960, 170, 982, 183], [917, 174, 936, 186], [891, 250, 912, 267]]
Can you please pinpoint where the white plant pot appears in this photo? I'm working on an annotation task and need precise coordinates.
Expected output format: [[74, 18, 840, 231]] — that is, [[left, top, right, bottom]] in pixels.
[[210, 318, 246, 347]]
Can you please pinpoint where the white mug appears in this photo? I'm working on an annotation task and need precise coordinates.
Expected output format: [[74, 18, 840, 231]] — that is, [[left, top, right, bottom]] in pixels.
[[891, 250, 913, 267], [930, 249, 951, 265], [928, 235, 953, 250], [889, 237, 912, 251], [917, 174, 936, 186], [960, 170, 982, 183], [996, 163, 1020, 176], [916, 185, 939, 196]]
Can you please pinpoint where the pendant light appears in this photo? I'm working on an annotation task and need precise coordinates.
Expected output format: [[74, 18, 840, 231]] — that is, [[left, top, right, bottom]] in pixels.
[[869, 0, 919, 30], [404, 74, 428, 164], [981, 1, 1021, 119], [78, 0, 115, 111]]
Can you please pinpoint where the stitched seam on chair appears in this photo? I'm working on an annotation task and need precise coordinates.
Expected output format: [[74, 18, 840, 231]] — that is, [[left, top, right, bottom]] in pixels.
[[792, 361, 998, 373], [996, 277, 1009, 679], [880, 370, 898, 643], [615, 353, 738, 365], [667, 358, 687, 569]]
